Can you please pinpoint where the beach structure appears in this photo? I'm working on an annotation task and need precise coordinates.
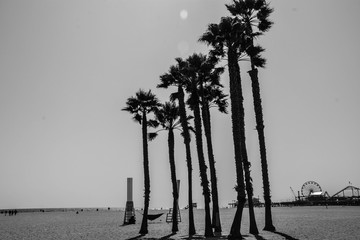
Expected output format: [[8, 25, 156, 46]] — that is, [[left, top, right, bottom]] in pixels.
[[331, 185, 360, 199], [123, 178, 136, 225], [301, 181, 322, 197], [281, 181, 360, 206], [228, 197, 263, 208]]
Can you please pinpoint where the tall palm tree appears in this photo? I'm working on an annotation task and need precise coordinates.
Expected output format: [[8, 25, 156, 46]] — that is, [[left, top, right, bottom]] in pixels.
[[149, 101, 183, 233], [187, 54, 226, 234], [182, 53, 215, 237], [200, 16, 259, 237], [201, 85, 228, 234], [158, 60, 196, 236], [122, 89, 160, 235], [226, 0, 275, 231]]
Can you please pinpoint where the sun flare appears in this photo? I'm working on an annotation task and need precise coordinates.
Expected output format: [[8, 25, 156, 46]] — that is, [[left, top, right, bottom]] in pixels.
[[180, 9, 188, 20]]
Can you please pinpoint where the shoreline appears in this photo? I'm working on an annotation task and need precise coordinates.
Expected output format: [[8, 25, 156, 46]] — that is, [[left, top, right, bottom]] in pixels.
[[1, 206, 360, 239]]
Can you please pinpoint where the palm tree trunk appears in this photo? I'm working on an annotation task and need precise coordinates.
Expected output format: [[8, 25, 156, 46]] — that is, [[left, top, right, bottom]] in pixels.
[[192, 84, 213, 237], [139, 112, 149, 235], [168, 128, 179, 233], [241, 137, 259, 235], [177, 86, 196, 236], [248, 68, 275, 231], [201, 103, 222, 233], [227, 48, 246, 239], [232, 57, 259, 235]]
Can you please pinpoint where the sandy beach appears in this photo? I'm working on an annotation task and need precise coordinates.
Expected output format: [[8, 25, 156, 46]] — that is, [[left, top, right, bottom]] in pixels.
[[1, 206, 360, 239]]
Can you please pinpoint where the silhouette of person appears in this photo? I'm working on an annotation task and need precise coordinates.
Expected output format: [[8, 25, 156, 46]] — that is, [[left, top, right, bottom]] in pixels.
[[129, 216, 136, 224]]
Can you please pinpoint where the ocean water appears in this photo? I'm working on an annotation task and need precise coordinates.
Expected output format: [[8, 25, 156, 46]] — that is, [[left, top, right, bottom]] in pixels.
[[0, 206, 359, 239]]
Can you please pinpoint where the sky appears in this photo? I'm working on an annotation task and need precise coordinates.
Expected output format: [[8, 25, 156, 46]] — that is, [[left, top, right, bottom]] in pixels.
[[1, 0, 360, 210]]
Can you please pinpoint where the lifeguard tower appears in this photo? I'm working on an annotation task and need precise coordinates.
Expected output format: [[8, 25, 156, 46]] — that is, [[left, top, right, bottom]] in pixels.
[[123, 178, 136, 225]]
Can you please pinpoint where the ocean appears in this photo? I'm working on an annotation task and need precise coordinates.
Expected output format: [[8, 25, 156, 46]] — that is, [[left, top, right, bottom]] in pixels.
[[1, 206, 359, 239]]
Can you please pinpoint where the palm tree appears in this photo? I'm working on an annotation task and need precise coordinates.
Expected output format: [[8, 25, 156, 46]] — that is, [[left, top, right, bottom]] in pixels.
[[226, 0, 275, 231], [186, 54, 226, 234], [122, 89, 160, 235], [201, 85, 228, 234], [200, 16, 259, 238], [149, 101, 183, 233], [182, 53, 215, 237], [158, 60, 196, 236]]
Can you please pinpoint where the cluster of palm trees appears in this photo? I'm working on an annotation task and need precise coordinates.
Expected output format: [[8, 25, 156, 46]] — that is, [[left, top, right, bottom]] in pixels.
[[123, 0, 275, 238]]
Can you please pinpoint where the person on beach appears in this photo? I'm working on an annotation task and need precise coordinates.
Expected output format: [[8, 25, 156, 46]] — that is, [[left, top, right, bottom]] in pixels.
[[129, 216, 136, 224]]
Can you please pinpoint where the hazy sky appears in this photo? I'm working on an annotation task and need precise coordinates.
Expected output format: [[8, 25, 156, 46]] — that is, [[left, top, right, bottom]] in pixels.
[[1, 0, 360, 210]]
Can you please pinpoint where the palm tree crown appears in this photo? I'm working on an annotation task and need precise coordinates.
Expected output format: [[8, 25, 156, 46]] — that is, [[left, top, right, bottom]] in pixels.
[[226, 0, 273, 34], [226, 0, 273, 68], [123, 89, 160, 126], [149, 101, 182, 140], [199, 16, 247, 61]]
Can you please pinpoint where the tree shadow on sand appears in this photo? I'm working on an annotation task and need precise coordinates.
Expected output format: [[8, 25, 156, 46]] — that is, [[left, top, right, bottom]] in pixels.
[[178, 234, 233, 239], [126, 234, 145, 240], [238, 234, 265, 240], [175, 234, 223, 239], [159, 233, 176, 239], [254, 234, 266, 240], [273, 231, 299, 240], [126, 233, 176, 240]]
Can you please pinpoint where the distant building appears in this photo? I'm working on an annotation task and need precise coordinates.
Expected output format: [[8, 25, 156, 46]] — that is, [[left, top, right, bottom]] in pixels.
[[228, 197, 263, 208]]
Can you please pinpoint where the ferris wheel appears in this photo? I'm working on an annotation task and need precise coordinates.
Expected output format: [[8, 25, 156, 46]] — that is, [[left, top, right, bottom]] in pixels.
[[301, 181, 322, 197]]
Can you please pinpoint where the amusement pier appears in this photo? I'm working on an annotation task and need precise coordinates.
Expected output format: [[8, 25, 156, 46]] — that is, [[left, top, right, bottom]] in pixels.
[[228, 181, 360, 208]]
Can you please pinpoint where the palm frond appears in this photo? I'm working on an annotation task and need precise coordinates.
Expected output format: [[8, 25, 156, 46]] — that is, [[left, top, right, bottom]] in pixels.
[[186, 115, 194, 121], [147, 119, 159, 128], [158, 72, 172, 88], [133, 113, 142, 124], [251, 55, 266, 68], [148, 132, 158, 141], [247, 45, 265, 57], [257, 4, 273, 20], [254, 0, 265, 10], [258, 18, 273, 32], [226, 0, 248, 16], [188, 125, 196, 134], [170, 92, 179, 102], [199, 23, 220, 45]]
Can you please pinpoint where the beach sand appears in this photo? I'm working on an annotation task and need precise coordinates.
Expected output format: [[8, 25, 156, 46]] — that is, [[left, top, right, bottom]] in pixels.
[[1, 206, 360, 239]]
